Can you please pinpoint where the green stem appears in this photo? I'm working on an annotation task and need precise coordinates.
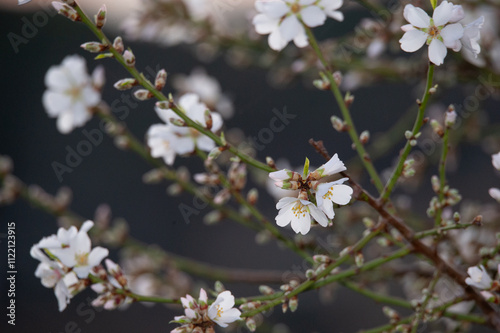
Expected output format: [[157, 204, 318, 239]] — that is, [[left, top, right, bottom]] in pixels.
[[304, 26, 384, 194], [415, 223, 475, 239], [73, 2, 273, 174], [381, 64, 435, 202], [434, 127, 450, 227], [411, 270, 440, 333]]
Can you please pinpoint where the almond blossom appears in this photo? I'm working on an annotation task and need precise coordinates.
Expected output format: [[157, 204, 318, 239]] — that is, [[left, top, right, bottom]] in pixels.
[[148, 93, 223, 165], [275, 196, 329, 235], [42, 55, 103, 133], [465, 265, 493, 290], [316, 177, 353, 219], [253, 0, 344, 51], [461, 16, 485, 58], [399, 1, 465, 65], [207, 291, 242, 327]]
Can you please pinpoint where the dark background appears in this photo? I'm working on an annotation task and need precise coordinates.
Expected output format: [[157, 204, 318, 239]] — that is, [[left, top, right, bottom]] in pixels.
[[0, 3, 498, 333]]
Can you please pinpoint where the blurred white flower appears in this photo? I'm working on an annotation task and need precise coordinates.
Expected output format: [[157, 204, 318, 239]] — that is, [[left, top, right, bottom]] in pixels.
[[173, 68, 234, 119], [465, 265, 493, 290], [461, 16, 485, 58], [147, 93, 223, 165], [207, 290, 242, 327], [42, 55, 102, 134], [399, 1, 464, 65], [492, 152, 500, 171], [253, 0, 343, 51], [489, 188, 500, 203]]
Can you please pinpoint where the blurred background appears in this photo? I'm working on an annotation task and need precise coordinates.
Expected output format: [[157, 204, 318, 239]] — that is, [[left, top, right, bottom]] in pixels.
[[1, 0, 499, 332]]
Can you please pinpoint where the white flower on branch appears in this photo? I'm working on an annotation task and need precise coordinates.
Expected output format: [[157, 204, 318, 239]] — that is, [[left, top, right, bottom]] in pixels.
[[42, 55, 103, 134], [316, 178, 353, 219], [492, 152, 500, 171], [147, 93, 223, 165], [253, 0, 344, 51], [465, 265, 493, 290], [275, 196, 329, 235], [399, 1, 465, 65], [207, 291, 242, 327]]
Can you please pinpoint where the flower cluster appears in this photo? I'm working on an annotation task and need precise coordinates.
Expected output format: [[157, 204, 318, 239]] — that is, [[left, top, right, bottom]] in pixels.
[[91, 259, 132, 310], [42, 55, 104, 134], [147, 93, 223, 165], [269, 154, 353, 235], [31, 221, 109, 311], [171, 288, 242, 332], [399, 1, 484, 65], [253, 0, 344, 51]]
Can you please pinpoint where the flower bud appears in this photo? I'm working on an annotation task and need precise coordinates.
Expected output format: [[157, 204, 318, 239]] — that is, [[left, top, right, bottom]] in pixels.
[[95, 4, 107, 29], [247, 188, 258, 206], [281, 302, 288, 313], [259, 285, 274, 295], [362, 217, 375, 229], [123, 50, 135, 67], [214, 189, 230, 205], [355, 252, 364, 267], [404, 130, 413, 140], [359, 130, 370, 144], [203, 210, 223, 225], [431, 175, 440, 193], [266, 156, 276, 169], [333, 71, 342, 86], [81, 42, 107, 53], [52, 1, 80, 21], [133, 89, 152, 101], [445, 106, 457, 127], [344, 93, 355, 107], [246, 318, 257, 332], [114, 78, 137, 90], [289, 296, 298, 312], [155, 69, 167, 90], [214, 281, 225, 293], [313, 255, 331, 264], [331, 116, 345, 132], [430, 119, 444, 137], [113, 37, 124, 53]]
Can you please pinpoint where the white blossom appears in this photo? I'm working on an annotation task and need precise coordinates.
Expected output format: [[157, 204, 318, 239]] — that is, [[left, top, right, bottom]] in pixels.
[[489, 188, 500, 203], [275, 197, 329, 235], [148, 93, 223, 165], [399, 1, 465, 65], [465, 265, 493, 290], [42, 55, 102, 133], [207, 290, 242, 327], [461, 16, 484, 58], [253, 0, 343, 51], [316, 178, 353, 219]]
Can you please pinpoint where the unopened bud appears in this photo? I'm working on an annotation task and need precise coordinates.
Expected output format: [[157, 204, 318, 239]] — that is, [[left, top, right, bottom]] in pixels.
[[52, 1, 80, 21], [266, 156, 276, 169], [123, 50, 135, 67], [377, 237, 391, 247], [214, 281, 225, 293], [155, 69, 167, 90], [204, 110, 213, 130], [114, 78, 137, 90], [169, 118, 186, 127], [142, 169, 164, 184], [430, 119, 444, 137], [133, 89, 152, 101], [282, 302, 288, 313], [95, 4, 107, 29], [344, 93, 355, 107], [355, 252, 364, 267], [332, 71, 342, 86], [214, 189, 230, 205], [429, 84, 438, 94], [259, 285, 274, 295], [404, 130, 413, 140], [81, 42, 107, 53], [203, 210, 223, 225], [313, 255, 331, 264], [445, 107, 457, 127], [313, 79, 330, 90], [166, 184, 182, 196], [331, 116, 345, 132], [473, 215, 483, 226], [453, 212, 460, 222], [220, 132, 227, 146], [289, 296, 298, 312], [114, 136, 130, 150], [383, 306, 400, 322], [409, 139, 417, 146], [113, 37, 124, 53], [247, 188, 258, 206], [246, 318, 257, 332], [360, 130, 370, 144], [362, 217, 375, 229], [305, 269, 316, 279], [431, 175, 440, 193]]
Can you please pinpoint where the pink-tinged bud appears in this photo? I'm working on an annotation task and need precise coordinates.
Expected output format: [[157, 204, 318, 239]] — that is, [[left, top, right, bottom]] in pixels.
[[214, 189, 230, 205], [445, 106, 457, 127], [359, 130, 370, 144], [169, 118, 186, 127], [133, 89, 152, 101], [155, 69, 167, 90], [247, 188, 258, 205], [114, 78, 137, 90], [113, 37, 124, 53], [95, 5, 107, 29], [92, 65, 106, 90], [204, 110, 213, 130], [123, 50, 135, 67], [333, 71, 342, 86], [246, 317, 257, 332], [266, 156, 276, 169], [289, 296, 298, 312], [229, 163, 247, 191], [52, 2, 80, 21], [81, 42, 107, 53]]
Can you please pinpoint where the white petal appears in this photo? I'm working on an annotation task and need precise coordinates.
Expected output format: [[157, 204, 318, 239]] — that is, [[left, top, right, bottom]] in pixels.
[[448, 5, 465, 23], [428, 39, 447, 65], [403, 4, 430, 29], [56, 112, 75, 134], [300, 6, 326, 28], [293, 33, 309, 48], [290, 213, 311, 235], [276, 196, 298, 209], [329, 184, 353, 205], [432, 0, 453, 27], [441, 23, 464, 47], [253, 13, 279, 34], [268, 28, 288, 51], [87, 246, 109, 267], [399, 30, 427, 52], [308, 204, 329, 227], [257, 1, 289, 19], [196, 136, 216, 152], [42, 91, 72, 117], [279, 15, 302, 42]]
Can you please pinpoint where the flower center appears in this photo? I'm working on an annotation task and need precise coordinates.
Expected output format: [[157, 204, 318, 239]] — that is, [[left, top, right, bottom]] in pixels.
[[216, 304, 223, 318], [75, 252, 89, 266], [290, 3, 301, 13], [292, 202, 307, 218], [428, 25, 440, 38]]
